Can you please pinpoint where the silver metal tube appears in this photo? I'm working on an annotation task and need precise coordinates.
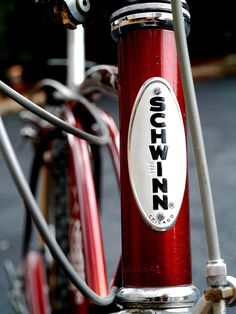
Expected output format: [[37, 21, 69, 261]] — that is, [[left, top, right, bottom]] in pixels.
[[67, 25, 85, 89]]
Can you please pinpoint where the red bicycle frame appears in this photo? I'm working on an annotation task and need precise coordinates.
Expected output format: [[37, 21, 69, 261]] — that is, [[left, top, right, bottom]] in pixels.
[[24, 252, 50, 314], [111, 1, 199, 311], [65, 109, 120, 312], [118, 27, 191, 287]]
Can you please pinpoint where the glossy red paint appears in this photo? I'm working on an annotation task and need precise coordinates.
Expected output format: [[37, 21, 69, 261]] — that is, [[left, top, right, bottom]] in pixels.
[[117, 28, 192, 287], [24, 252, 50, 314], [65, 111, 108, 312]]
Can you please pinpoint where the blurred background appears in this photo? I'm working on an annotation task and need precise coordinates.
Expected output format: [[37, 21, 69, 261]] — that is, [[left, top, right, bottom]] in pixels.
[[1, 1, 236, 313], [1, 0, 236, 84]]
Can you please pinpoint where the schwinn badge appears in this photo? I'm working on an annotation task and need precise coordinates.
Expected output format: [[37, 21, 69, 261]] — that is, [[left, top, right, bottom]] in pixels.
[[128, 77, 187, 231]]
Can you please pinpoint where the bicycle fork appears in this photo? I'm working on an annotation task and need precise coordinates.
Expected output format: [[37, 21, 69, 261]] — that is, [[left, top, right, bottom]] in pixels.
[[111, 1, 199, 312]]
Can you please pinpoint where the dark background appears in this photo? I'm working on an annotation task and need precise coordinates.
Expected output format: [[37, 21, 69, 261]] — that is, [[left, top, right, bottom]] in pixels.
[[1, 0, 236, 82]]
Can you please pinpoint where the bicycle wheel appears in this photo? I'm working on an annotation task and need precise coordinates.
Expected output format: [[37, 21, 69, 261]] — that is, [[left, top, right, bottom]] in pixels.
[[23, 131, 71, 313], [49, 135, 71, 313], [23, 113, 109, 313]]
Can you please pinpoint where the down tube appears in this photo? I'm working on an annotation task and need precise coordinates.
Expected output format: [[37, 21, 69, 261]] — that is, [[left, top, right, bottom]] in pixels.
[[117, 28, 192, 288]]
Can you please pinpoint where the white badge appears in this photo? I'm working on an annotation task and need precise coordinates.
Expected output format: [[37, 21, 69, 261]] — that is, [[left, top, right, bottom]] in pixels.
[[128, 77, 187, 231]]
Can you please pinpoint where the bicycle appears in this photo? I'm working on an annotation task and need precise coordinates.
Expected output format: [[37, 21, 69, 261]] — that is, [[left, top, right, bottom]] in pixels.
[[1, 0, 236, 313]]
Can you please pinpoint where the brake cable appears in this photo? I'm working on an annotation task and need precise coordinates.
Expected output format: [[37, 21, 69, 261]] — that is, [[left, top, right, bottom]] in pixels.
[[0, 80, 109, 145], [0, 115, 118, 306]]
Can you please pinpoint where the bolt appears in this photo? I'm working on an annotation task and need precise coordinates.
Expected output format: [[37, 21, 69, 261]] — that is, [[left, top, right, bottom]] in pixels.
[[153, 87, 161, 95], [77, 0, 90, 13]]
